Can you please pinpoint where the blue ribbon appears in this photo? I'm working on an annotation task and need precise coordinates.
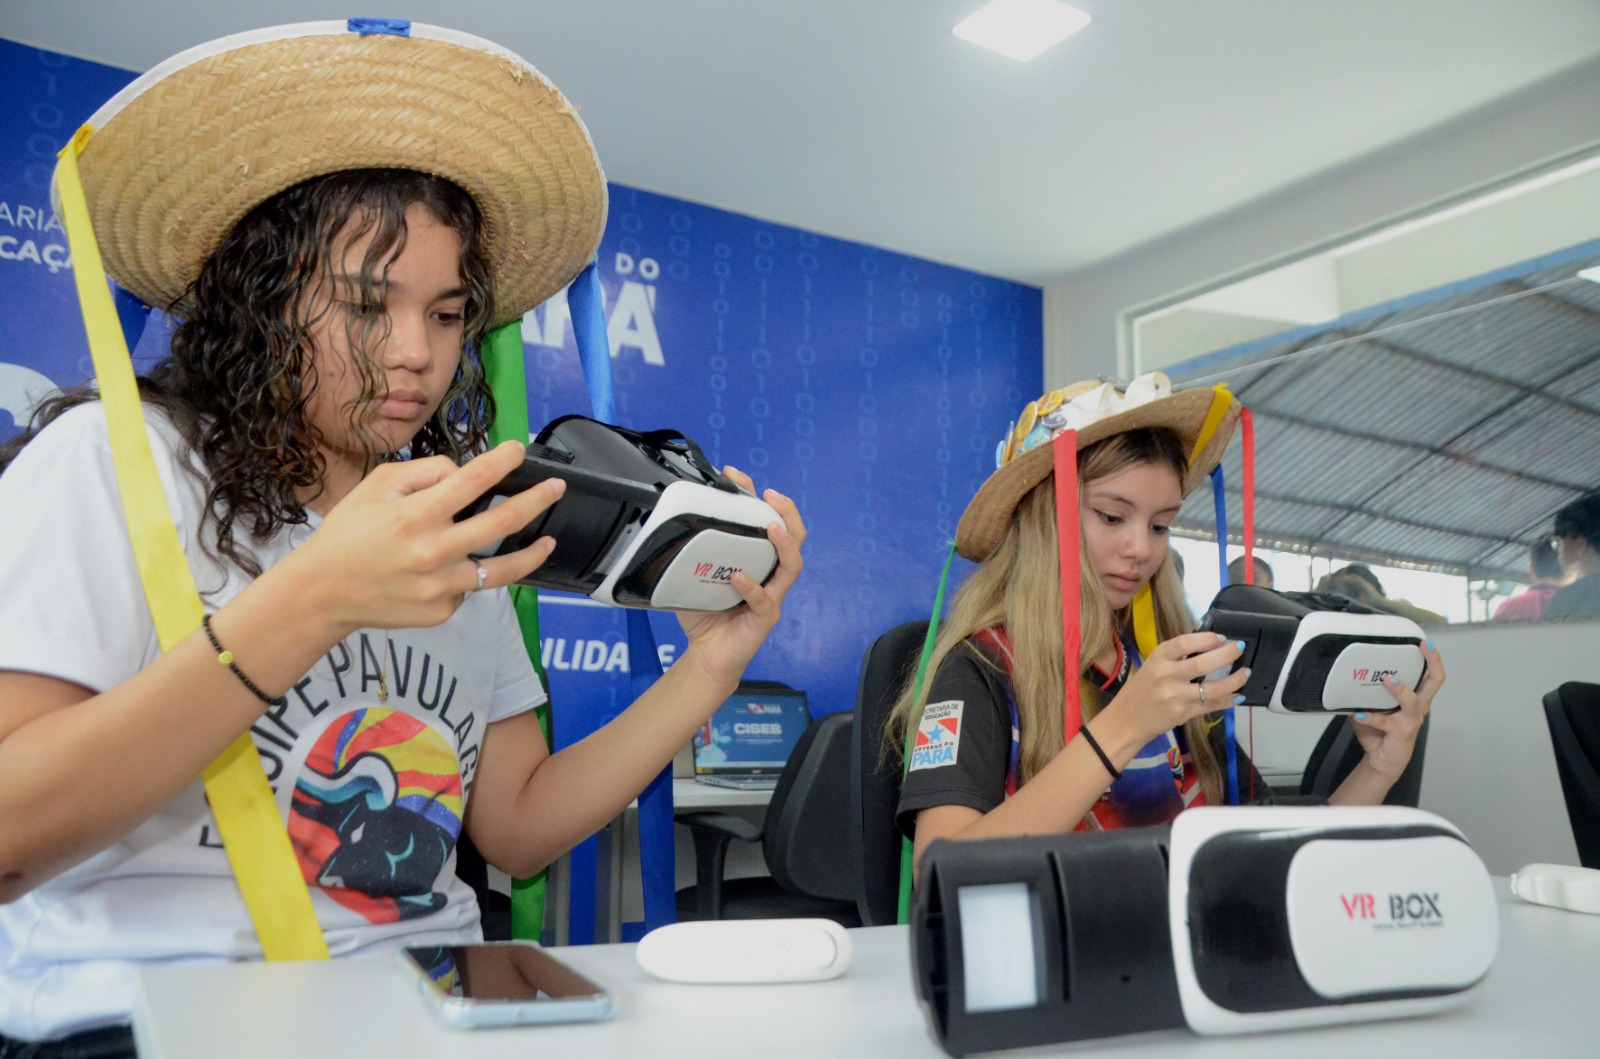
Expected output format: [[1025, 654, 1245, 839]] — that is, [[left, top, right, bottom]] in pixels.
[[1211, 465, 1240, 806], [347, 17, 411, 36], [569, 263, 614, 420], [568, 258, 677, 938]]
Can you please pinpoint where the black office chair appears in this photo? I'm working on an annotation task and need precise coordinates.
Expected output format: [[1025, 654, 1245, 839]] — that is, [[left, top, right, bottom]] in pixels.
[[1299, 713, 1430, 806], [455, 832, 514, 941], [850, 620, 930, 926], [1542, 681, 1600, 869], [674, 711, 862, 926]]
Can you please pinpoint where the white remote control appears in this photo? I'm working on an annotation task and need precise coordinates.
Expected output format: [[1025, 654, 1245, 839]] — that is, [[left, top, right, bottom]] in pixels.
[[635, 918, 853, 983], [1509, 863, 1600, 915]]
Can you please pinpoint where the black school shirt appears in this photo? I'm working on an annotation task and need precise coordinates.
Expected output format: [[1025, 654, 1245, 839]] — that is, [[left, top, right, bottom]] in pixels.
[[896, 634, 1268, 840]]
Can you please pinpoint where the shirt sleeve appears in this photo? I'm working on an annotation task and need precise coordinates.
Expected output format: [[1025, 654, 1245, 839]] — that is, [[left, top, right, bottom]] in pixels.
[[896, 644, 1012, 840], [0, 405, 192, 691], [486, 592, 546, 724]]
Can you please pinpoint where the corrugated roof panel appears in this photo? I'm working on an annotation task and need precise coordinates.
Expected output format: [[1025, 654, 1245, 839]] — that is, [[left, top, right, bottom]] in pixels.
[[1156, 247, 1600, 583], [1375, 295, 1599, 382], [1175, 490, 1347, 546], [1319, 512, 1490, 569], [1365, 454, 1572, 543], [1214, 418, 1418, 502], [1251, 341, 1523, 447], [1460, 394, 1600, 493]]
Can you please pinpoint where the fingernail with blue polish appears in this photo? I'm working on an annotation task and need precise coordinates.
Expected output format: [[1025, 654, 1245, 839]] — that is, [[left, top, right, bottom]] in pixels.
[[1232, 694, 1245, 705], [1425, 641, 1435, 652], [1235, 640, 1247, 652], [1355, 712, 1369, 721]]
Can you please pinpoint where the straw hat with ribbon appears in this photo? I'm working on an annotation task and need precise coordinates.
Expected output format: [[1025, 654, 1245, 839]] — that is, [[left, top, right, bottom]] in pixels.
[[57, 19, 608, 325], [956, 372, 1239, 562]]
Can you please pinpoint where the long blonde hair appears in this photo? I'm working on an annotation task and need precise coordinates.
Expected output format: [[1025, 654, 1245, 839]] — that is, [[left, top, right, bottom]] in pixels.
[[886, 427, 1224, 804]]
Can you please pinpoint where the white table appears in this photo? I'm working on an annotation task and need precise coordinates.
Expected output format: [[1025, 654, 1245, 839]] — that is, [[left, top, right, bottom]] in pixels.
[[132, 880, 1600, 1058]]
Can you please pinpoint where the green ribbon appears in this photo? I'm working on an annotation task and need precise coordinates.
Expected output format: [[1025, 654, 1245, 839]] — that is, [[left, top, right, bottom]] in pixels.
[[482, 320, 551, 939], [898, 542, 960, 925]]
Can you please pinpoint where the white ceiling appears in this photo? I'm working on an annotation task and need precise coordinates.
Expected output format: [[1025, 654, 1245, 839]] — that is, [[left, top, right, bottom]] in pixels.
[[8, 0, 1600, 286]]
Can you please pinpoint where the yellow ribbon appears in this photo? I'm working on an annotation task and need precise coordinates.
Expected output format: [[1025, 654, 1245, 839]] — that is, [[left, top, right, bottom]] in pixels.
[[1131, 584, 1159, 660], [1188, 383, 1233, 465], [1131, 384, 1234, 660], [56, 125, 328, 961]]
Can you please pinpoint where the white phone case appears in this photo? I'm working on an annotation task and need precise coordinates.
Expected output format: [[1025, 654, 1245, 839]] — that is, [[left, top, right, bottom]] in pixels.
[[635, 918, 853, 983], [1510, 863, 1600, 914]]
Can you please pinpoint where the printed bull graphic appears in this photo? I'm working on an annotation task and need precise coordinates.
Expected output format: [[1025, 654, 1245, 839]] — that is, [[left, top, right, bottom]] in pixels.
[[288, 708, 464, 923]]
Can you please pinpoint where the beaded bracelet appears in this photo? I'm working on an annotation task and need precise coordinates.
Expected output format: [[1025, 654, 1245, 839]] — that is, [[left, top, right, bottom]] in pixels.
[[1078, 725, 1122, 781], [202, 613, 286, 708]]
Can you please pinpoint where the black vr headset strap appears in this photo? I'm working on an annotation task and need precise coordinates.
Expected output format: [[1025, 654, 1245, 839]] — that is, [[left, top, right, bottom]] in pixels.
[[633, 428, 730, 488]]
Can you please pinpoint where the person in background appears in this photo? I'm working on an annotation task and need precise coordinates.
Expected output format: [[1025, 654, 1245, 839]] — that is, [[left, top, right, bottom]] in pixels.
[[1318, 563, 1448, 626], [1226, 554, 1274, 590], [1491, 538, 1566, 621], [1550, 491, 1600, 618]]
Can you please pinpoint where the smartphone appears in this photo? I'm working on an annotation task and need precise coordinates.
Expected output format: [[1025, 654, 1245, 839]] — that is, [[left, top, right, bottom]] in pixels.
[[396, 941, 616, 1029]]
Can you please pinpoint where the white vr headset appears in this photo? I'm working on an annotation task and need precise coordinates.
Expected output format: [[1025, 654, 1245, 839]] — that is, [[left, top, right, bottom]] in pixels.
[[462, 416, 780, 611], [911, 806, 1498, 1056], [1198, 584, 1428, 714]]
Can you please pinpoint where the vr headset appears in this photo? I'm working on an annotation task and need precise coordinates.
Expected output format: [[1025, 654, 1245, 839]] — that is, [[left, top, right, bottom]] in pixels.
[[460, 416, 780, 611], [911, 806, 1498, 1056], [1198, 583, 1427, 714]]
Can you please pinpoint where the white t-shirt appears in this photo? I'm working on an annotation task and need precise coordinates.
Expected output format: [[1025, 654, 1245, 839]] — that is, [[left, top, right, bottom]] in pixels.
[[0, 403, 545, 1041]]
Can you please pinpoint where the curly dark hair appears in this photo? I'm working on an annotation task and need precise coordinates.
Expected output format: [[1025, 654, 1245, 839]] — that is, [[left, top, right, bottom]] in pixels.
[[1, 169, 498, 576], [1554, 491, 1600, 553]]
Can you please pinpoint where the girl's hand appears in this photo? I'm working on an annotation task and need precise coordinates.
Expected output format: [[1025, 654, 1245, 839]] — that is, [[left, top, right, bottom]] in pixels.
[[674, 467, 806, 689], [288, 440, 564, 633], [1106, 631, 1249, 744], [1349, 641, 1443, 783]]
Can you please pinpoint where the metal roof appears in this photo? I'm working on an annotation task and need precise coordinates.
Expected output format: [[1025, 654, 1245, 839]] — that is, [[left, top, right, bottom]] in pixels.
[[1170, 246, 1600, 581]]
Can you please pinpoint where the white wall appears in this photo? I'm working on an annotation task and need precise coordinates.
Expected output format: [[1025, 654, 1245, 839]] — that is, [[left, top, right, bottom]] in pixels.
[[1245, 619, 1596, 877], [1417, 619, 1594, 876], [1041, 58, 1600, 386]]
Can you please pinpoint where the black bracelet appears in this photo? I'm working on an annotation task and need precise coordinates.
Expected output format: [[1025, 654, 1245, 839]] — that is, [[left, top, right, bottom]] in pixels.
[[202, 613, 286, 708], [1078, 725, 1121, 781]]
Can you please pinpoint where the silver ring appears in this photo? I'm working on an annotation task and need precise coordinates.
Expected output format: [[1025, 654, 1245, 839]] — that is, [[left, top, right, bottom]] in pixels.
[[474, 564, 489, 593], [1197, 681, 1207, 705]]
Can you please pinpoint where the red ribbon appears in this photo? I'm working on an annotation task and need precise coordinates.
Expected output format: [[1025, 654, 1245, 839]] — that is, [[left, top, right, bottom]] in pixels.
[[1053, 430, 1082, 742], [1241, 406, 1256, 584]]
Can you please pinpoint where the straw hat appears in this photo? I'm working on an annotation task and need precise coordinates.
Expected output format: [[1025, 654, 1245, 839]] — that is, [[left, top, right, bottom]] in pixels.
[[58, 20, 607, 327], [955, 372, 1239, 561]]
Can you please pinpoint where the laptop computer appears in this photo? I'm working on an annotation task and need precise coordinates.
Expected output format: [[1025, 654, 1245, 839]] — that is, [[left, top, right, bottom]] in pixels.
[[691, 686, 812, 790]]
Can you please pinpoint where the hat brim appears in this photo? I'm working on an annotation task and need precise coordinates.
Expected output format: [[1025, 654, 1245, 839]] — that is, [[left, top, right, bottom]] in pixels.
[[954, 387, 1239, 561], [64, 22, 606, 328]]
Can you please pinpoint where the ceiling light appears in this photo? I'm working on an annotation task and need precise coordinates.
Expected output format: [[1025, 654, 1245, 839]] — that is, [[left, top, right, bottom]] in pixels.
[[953, 0, 1092, 62], [1579, 266, 1600, 284]]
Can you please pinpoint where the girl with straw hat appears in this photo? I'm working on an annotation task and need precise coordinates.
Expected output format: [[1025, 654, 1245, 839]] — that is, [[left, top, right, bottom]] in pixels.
[[0, 22, 804, 1052], [889, 373, 1441, 872]]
